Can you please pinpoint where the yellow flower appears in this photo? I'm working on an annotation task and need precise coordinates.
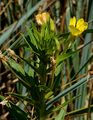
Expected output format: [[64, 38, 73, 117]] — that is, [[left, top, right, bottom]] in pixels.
[[35, 12, 55, 31], [35, 12, 50, 25], [69, 16, 88, 36]]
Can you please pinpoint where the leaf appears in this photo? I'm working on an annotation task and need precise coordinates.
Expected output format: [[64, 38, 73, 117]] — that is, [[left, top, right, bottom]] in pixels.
[[6, 59, 31, 89], [57, 32, 70, 41], [66, 104, 93, 116], [54, 37, 60, 51], [19, 56, 40, 75], [55, 106, 67, 120], [0, 95, 5, 101], [26, 26, 39, 49], [46, 95, 80, 116], [45, 91, 54, 100], [56, 50, 79, 66], [71, 55, 93, 80], [21, 33, 40, 55], [52, 95, 80, 113], [8, 93, 35, 105], [46, 76, 89, 110], [0, 22, 17, 45], [84, 29, 93, 34], [7, 102, 29, 120]]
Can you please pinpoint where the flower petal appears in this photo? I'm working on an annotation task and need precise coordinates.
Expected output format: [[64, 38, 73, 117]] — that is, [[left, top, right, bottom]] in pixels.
[[69, 25, 81, 36], [76, 18, 88, 32], [69, 16, 76, 27], [79, 22, 88, 33], [76, 18, 88, 31], [76, 18, 84, 28], [83, 22, 88, 30], [42, 12, 50, 23], [35, 12, 50, 25], [35, 14, 43, 25]]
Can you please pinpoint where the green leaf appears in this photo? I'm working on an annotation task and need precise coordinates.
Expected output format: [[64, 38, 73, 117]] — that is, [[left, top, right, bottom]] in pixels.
[[6, 59, 31, 89], [55, 106, 67, 120], [45, 91, 54, 100], [71, 55, 93, 80], [84, 29, 93, 34], [47, 95, 80, 116], [26, 26, 39, 49], [46, 76, 89, 110], [7, 102, 29, 120], [56, 50, 79, 66], [54, 37, 60, 51], [8, 93, 35, 105], [19, 56, 40, 75], [57, 32, 70, 41], [22, 33, 40, 55], [66, 104, 93, 116], [0, 95, 5, 101]]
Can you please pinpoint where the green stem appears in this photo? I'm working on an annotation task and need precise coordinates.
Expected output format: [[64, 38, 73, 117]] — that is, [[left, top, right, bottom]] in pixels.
[[39, 98, 46, 120], [64, 34, 75, 53], [39, 61, 47, 85]]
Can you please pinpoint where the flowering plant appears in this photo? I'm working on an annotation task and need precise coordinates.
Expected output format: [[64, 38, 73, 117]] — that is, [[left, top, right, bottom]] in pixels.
[[0, 12, 91, 120]]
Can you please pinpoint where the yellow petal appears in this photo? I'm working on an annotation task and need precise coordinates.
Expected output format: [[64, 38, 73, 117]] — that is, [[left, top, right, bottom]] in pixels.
[[76, 19, 88, 32], [76, 18, 84, 29], [42, 12, 50, 23], [83, 22, 88, 30], [35, 12, 50, 25], [69, 25, 81, 36], [79, 22, 88, 33], [69, 16, 76, 27], [35, 14, 43, 25]]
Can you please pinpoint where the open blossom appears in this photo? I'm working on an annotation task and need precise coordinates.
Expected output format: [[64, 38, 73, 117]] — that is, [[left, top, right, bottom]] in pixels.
[[35, 12, 50, 25], [69, 16, 88, 36]]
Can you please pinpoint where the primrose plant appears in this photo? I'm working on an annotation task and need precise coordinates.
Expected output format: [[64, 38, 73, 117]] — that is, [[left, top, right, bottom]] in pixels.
[[0, 12, 88, 120]]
